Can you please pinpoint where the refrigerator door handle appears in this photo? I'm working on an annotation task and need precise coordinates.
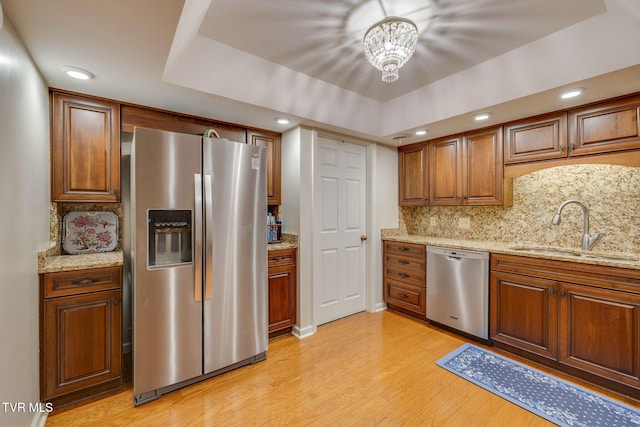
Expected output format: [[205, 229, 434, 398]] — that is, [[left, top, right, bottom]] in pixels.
[[204, 174, 214, 300], [194, 174, 203, 302]]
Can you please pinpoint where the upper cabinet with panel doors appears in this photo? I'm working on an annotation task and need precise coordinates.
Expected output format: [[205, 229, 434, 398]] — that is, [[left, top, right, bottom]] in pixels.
[[51, 92, 121, 202], [504, 94, 640, 176], [568, 94, 640, 156], [429, 127, 511, 206], [248, 130, 281, 206], [398, 143, 428, 206]]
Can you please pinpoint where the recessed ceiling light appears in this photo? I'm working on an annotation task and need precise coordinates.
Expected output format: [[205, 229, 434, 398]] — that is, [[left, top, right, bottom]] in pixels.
[[474, 113, 491, 121], [275, 117, 290, 125], [560, 88, 584, 99], [415, 130, 427, 136], [62, 66, 94, 80]]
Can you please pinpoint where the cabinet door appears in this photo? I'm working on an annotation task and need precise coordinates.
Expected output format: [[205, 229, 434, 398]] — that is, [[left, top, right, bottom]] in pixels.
[[268, 264, 296, 334], [569, 96, 640, 156], [249, 130, 281, 205], [51, 92, 120, 202], [43, 290, 122, 401], [558, 283, 640, 389], [429, 137, 462, 205], [490, 271, 558, 361], [463, 126, 504, 205], [384, 277, 426, 316], [398, 144, 428, 206], [503, 113, 567, 164]]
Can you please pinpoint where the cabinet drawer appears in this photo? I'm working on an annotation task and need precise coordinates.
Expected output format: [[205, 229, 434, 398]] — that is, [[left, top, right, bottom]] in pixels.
[[43, 266, 122, 298], [384, 254, 426, 273], [384, 266, 426, 286], [385, 279, 426, 315], [383, 241, 426, 259], [268, 249, 296, 268]]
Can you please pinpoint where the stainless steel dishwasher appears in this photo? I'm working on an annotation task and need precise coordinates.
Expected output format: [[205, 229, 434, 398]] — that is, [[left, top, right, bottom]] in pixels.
[[426, 246, 489, 340]]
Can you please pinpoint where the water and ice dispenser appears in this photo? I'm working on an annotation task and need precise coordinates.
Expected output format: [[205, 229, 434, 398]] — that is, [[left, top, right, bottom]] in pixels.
[[148, 210, 192, 267]]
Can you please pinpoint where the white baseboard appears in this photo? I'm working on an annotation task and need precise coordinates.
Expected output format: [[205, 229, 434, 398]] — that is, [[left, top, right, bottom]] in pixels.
[[31, 411, 48, 427], [292, 324, 316, 339], [370, 302, 387, 313]]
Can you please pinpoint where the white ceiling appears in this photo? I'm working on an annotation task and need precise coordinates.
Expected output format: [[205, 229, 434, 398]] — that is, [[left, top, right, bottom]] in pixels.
[[2, 0, 640, 145]]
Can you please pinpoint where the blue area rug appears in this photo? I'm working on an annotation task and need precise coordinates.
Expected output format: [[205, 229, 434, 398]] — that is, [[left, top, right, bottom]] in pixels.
[[437, 344, 640, 426]]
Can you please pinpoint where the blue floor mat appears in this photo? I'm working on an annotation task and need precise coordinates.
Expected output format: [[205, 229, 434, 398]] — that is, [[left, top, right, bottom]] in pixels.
[[437, 343, 640, 426]]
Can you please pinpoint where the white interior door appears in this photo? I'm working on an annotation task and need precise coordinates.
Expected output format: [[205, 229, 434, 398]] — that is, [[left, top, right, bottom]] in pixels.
[[314, 136, 367, 326]]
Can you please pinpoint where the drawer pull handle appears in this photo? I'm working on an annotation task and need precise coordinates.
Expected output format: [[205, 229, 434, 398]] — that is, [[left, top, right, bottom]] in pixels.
[[398, 260, 410, 265], [71, 278, 100, 285], [398, 273, 410, 278], [398, 247, 409, 251], [270, 256, 286, 261], [398, 293, 409, 299]]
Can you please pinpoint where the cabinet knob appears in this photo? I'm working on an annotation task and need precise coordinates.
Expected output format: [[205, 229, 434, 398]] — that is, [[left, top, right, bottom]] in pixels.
[[114, 189, 119, 196], [560, 291, 566, 297], [559, 144, 565, 152], [548, 288, 555, 295], [569, 143, 575, 151], [361, 235, 368, 241], [114, 299, 119, 305]]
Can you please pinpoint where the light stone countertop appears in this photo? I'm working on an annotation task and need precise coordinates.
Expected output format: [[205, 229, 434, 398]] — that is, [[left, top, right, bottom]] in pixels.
[[381, 229, 640, 271], [268, 242, 298, 251], [39, 251, 124, 274]]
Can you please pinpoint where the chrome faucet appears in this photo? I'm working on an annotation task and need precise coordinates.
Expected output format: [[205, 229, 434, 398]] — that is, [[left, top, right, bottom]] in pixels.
[[551, 199, 604, 251]]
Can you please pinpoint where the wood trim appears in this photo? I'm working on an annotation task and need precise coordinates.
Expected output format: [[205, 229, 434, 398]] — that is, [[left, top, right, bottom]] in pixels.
[[504, 150, 640, 178], [121, 104, 246, 142]]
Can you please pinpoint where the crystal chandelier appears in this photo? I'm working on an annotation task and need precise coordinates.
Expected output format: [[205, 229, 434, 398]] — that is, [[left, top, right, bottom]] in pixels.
[[363, 8, 418, 83]]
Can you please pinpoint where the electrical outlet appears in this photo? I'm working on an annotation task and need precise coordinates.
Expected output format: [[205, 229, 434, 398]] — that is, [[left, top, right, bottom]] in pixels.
[[430, 217, 437, 226], [458, 217, 471, 229]]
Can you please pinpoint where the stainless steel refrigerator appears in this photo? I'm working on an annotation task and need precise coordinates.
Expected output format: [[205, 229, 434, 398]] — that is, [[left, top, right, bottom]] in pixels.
[[131, 127, 268, 406]]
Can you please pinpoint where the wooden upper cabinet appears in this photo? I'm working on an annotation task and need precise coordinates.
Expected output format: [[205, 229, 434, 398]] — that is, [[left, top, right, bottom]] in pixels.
[[429, 127, 508, 206], [51, 92, 121, 202], [504, 113, 568, 164], [569, 95, 640, 156], [398, 143, 428, 206], [463, 127, 505, 205], [429, 137, 461, 205], [248, 130, 281, 205]]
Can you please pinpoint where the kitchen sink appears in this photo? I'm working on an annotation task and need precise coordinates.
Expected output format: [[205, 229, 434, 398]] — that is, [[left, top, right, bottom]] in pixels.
[[580, 254, 639, 262], [510, 246, 638, 262], [510, 247, 579, 257]]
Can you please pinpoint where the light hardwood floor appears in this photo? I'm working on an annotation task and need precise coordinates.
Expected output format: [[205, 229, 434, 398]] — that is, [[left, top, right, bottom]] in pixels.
[[46, 311, 637, 426]]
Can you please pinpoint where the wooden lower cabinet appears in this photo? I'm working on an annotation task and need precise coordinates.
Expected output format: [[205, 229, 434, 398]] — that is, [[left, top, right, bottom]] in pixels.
[[558, 283, 640, 389], [383, 241, 427, 319], [490, 271, 557, 361], [40, 266, 123, 409], [491, 254, 640, 396], [268, 249, 296, 337]]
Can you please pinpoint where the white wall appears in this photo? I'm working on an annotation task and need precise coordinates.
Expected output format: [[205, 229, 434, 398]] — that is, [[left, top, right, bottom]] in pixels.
[[0, 12, 50, 427], [367, 143, 398, 311]]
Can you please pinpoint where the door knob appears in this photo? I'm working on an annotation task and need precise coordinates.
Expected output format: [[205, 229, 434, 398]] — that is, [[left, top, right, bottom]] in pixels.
[[361, 235, 368, 241]]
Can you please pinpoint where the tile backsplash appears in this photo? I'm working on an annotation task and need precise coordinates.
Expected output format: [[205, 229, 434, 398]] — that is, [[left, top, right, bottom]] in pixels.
[[399, 164, 640, 254]]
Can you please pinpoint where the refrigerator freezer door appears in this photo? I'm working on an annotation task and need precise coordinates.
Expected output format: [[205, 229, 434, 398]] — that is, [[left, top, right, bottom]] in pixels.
[[202, 138, 268, 374], [132, 128, 203, 398]]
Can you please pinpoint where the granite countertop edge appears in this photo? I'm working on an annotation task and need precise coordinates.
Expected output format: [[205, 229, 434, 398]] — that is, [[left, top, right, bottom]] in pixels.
[[268, 242, 298, 251], [381, 229, 640, 271], [38, 250, 124, 274], [39, 243, 299, 274]]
